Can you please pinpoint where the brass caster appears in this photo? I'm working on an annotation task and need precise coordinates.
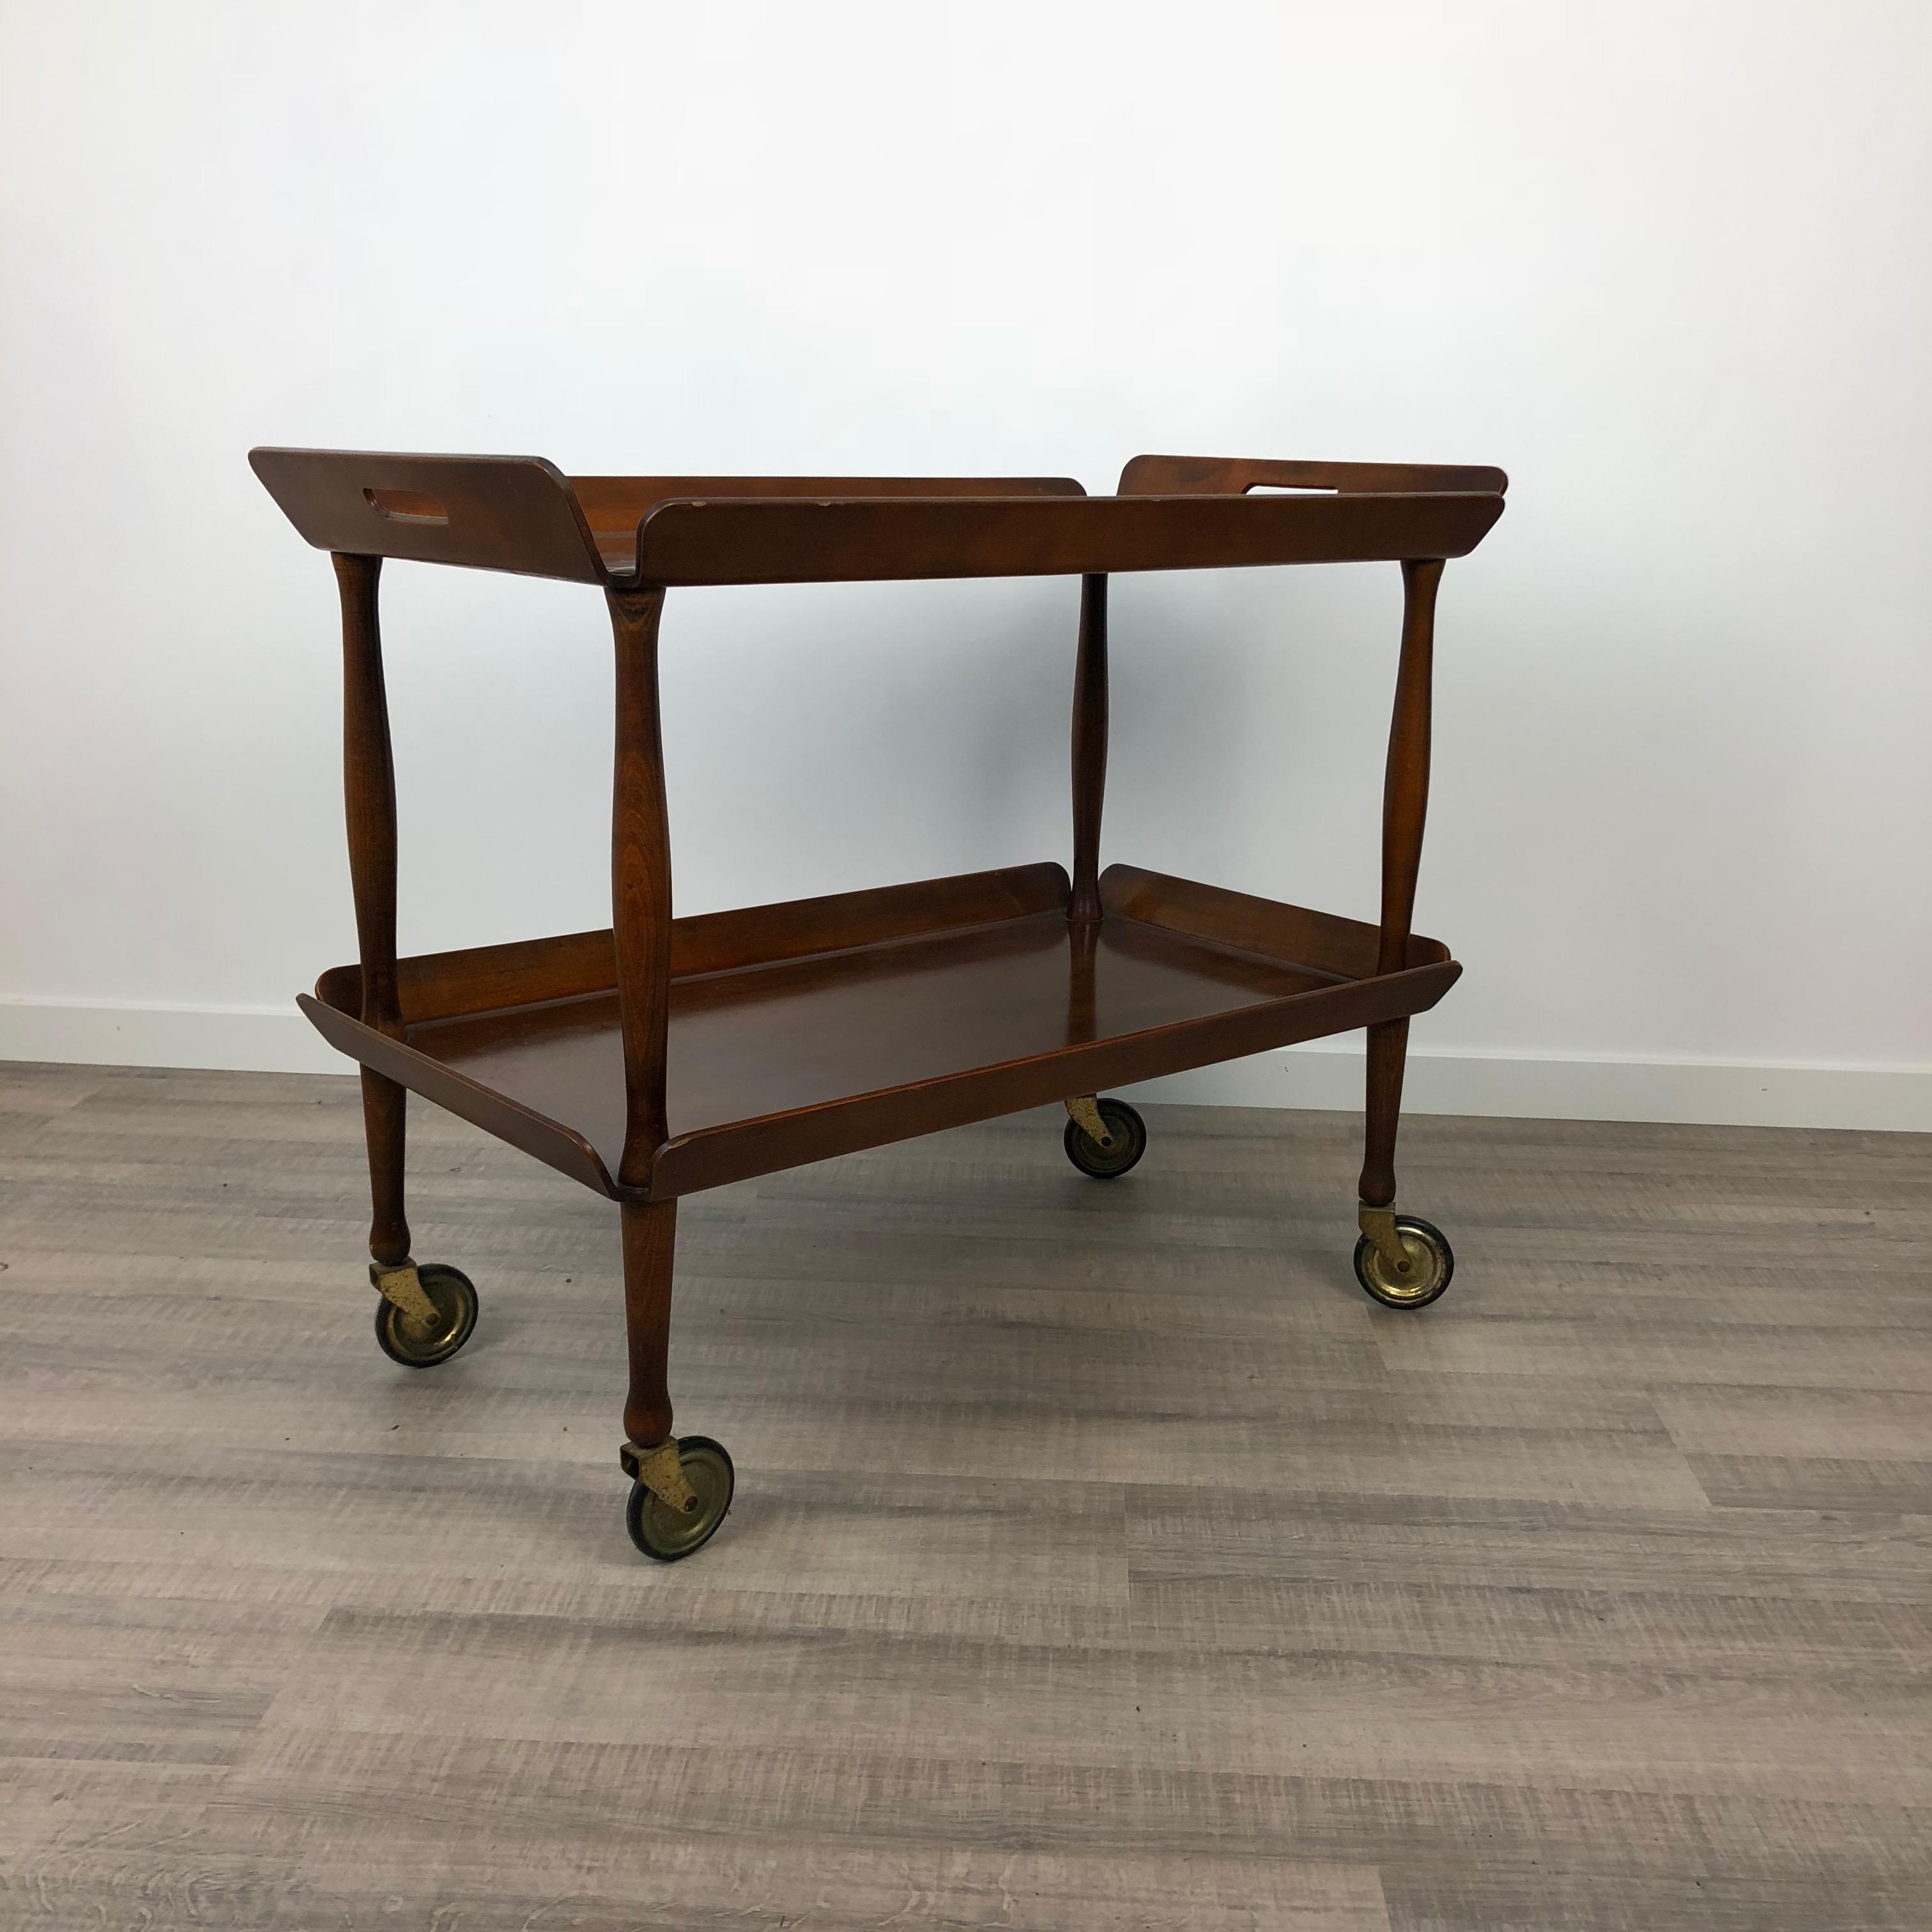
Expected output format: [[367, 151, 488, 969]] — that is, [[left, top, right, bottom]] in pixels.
[[371, 1261, 479, 1367], [1353, 1210, 1453, 1310], [1063, 1096, 1147, 1179], [621, 1436, 735, 1562]]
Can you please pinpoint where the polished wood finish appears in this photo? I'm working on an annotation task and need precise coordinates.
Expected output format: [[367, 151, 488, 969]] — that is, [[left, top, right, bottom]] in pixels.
[[334, 553, 412, 1269], [314, 931, 618, 1030], [301, 867, 1460, 1201], [620, 1195, 677, 1447], [298, 989, 613, 1195], [606, 586, 673, 1192], [299, 864, 1084, 1198], [1377, 559, 1444, 977], [252, 447, 1505, 586], [255, 445, 1506, 1553], [335, 555, 401, 1041], [310, 864, 1075, 1028], [1069, 574, 1108, 923], [666, 860, 1070, 980], [1118, 452, 1510, 497], [253, 448, 606, 582], [1360, 1019, 1411, 1211], [574, 472, 1085, 576], [643, 911, 1455, 1199], [626, 488, 1502, 586], [1101, 864, 1450, 978], [356, 1069, 410, 1270], [1360, 558, 1444, 1209], [4, 1063, 1928, 1930]]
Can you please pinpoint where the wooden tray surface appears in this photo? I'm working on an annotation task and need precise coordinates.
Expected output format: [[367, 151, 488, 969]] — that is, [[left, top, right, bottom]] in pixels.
[[300, 865, 1459, 1200], [250, 448, 1505, 586]]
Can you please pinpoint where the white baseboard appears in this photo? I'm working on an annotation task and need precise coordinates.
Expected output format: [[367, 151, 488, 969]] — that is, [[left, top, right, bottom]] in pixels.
[[0, 997, 346, 1077], [1123, 1045, 1932, 1132], [3, 996, 1928, 1132]]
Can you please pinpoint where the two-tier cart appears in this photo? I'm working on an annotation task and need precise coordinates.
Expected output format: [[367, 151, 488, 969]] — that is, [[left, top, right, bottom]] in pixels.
[[252, 447, 1506, 1561]]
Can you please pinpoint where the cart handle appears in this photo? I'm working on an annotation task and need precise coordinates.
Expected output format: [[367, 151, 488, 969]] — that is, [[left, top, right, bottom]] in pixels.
[[1117, 454, 1508, 498], [250, 448, 610, 583]]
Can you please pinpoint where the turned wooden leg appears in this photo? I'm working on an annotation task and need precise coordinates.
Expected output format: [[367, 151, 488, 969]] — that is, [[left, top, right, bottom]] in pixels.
[[1347, 558, 1455, 1310], [1069, 572, 1108, 924], [1358, 1018, 1409, 1210], [360, 1066, 411, 1267], [620, 1195, 678, 1447], [359, 1066, 480, 1363], [1351, 1017, 1452, 1308], [616, 1193, 735, 1560]]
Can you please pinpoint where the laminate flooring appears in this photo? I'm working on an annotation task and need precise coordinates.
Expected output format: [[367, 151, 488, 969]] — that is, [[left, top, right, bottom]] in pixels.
[[1, 1061, 1927, 1929]]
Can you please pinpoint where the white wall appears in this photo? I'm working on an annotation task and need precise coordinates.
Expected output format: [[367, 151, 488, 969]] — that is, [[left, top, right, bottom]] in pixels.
[[3, 0, 1929, 1128]]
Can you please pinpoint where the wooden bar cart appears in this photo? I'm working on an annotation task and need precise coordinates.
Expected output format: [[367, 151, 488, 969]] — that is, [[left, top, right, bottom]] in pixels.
[[250, 447, 1506, 1561]]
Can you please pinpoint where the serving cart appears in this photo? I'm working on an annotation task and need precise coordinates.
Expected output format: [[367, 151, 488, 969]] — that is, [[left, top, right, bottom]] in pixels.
[[251, 446, 1506, 1561]]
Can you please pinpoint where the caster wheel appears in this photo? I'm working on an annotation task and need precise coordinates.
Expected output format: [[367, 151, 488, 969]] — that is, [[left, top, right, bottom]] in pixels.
[[1064, 1098, 1147, 1179], [373, 1262, 479, 1367], [625, 1436, 735, 1562], [1353, 1216, 1453, 1310]]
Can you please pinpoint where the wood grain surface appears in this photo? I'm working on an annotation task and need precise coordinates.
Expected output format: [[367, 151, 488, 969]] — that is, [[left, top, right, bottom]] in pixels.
[[249, 450, 1504, 588], [1, 1062, 1928, 1929]]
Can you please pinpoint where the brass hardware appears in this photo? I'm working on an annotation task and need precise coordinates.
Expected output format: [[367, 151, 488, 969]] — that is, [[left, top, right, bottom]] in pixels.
[[1064, 1094, 1114, 1150], [621, 1437, 699, 1515], [1356, 1205, 1413, 1278], [624, 1436, 734, 1560], [1353, 1211, 1451, 1308], [369, 1259, 440, 1327], [372, 1262, 478, 1367]]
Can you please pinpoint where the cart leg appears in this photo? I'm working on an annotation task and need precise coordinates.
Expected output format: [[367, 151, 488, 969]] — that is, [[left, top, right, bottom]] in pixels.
[[1348, 555, 1456, 1312], [332, 551, 478, 1367], [356, 1068, 480, 1365], [620, 1195, 678, 1450], [1358, 1018, 1407, 1214], [361, 1064, 436, 1331], [361, 1066, 411, 1269], [1069, 572, 1108, 924], [617, 1196, 735, 1561], [1353, 1018, 1455, 1309]]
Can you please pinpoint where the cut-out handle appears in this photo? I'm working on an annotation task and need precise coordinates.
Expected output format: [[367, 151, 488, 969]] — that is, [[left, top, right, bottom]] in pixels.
[[1245, 482, 1337, 495], [364, 486, 449, 525]]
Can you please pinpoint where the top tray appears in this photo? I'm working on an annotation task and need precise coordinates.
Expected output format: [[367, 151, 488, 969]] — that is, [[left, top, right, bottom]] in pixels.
[[250, 450, 1506, 588]]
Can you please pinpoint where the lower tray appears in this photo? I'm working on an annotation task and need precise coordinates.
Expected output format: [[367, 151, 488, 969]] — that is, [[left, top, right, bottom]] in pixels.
[[300, 862, 1459, 1199]]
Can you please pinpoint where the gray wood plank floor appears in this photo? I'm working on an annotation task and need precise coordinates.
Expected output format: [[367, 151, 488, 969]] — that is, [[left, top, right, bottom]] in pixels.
[[1, 1061, 1928, 1930]]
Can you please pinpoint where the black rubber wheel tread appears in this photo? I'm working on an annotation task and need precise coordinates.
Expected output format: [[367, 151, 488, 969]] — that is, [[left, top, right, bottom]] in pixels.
[[1351, 1216, 1454, 1310], [372, 1262, 479, 1367], [625, 1435, 735, 1562], [1063, 1098, 1147, 1179]]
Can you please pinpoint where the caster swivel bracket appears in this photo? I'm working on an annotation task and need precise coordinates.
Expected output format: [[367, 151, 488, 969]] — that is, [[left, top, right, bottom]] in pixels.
[[1064, 1094, 1116, 1150], [620, 1438, 699, 1515], [1357, 1206, 1414, 1279], [369, 1259, 441, 1328]]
